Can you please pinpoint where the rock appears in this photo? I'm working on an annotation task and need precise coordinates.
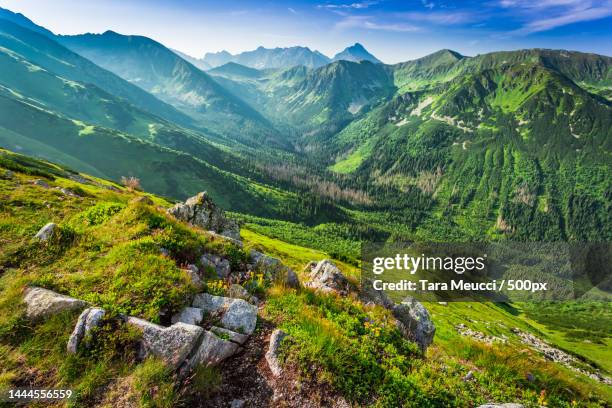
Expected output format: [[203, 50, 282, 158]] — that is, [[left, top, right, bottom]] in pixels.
[[160, 247, 170, 257], [193, 293, 257, 335], [360, 278, 395, 309], [266, 329, 287, 377], [210, 326, 249, 345], [477, 404, 524, 408], [392, 297, 436, 352], [227, 284, 258, 304], [58, 187, 79, 197], [184, 264, 202, 286], [33, 179, 50, 188], [250, 250, 282, 270], [187, 330, 239, 369], [463, 370, 474, 381], [285, 269, 300, 289], [250, 250, 299, 287], [456, 324, 505, 344], [526, 372, 535, 382], [167, 192, 239, 240], [23, 287, 87, 320], [304, 260, 350, 295], [2, 170, 14, 179], [171, 307, 204, 325], [206, 230, 243, 247], [67, 307, 105, 353], [230, 399, 245, 408], [130, 196, 154, 205], [201, 253, 231, 279], [126, 318, 203, 369], [34, 223, 58, 241]]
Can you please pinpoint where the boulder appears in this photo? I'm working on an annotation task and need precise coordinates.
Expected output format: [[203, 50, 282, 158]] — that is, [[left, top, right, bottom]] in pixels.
[[230, 399, 245, 408], [167, 192, 239, 240], [228, 284, 258, 305], [250, 250, 299, 287], [210, 326, 249, 345], [33, 179, 50, 188], [171, 307, 204, 325], [201, 253, 231, 279], [23, 287, 87, 320], [67, 307, 105, 353], [266, 329, 287, 377], [392, 297, 436, 352], [304, 260, 350, 295], [184, 264, 202, 286], [34, 223, 58, 241], [193, 293, 257, 335], [58, 187, 79, 197], [186, 330, 239, 369], [126, 318, 203, 369]]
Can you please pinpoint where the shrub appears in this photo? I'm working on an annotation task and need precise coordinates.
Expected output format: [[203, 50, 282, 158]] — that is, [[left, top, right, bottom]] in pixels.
[[121, 176, 142, 192]]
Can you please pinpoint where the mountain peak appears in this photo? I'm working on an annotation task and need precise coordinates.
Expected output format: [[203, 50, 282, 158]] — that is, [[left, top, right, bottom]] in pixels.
[[333, 43, 381, 64]]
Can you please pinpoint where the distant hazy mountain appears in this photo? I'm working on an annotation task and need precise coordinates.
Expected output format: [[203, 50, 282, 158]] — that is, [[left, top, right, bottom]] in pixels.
[[332, 43, 381, 64], [58, 31, 284, 146], [0, 6, 54, 38], [203, 46, 331, 69], [208, 62, 264, 79], [171, 48, 211, 71]]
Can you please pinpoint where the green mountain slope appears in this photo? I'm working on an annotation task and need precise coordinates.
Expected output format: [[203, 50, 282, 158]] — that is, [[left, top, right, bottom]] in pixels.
[[58, 31, 286, 148], [332, 42, 382, 64], [328, 60, 612, 241], [0, 19, 193, 128]]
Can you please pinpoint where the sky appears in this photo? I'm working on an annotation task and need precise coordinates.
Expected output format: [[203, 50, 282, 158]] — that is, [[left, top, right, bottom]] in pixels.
[[0, 0, 610, 63]]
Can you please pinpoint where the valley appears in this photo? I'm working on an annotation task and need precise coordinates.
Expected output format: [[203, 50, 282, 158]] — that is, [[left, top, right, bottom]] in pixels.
[[0, 3, 610, 407]]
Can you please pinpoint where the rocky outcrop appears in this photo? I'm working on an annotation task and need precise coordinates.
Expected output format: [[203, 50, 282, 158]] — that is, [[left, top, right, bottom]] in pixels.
[[33, 223, 58, 241], [211, 326, 249, 345], [250, 250, 300, 288], [127, 317, 203, 369], [201, 253, 231, 279], [130, 195, 154, 205], [456, 324, 506, 344], [193, 293, 257, 335], [304, 260, 350, 295], [228, 284, 258, 305], [266, 329, 287, 377], [393, 297, 435, 352], [33, 179, 50, 188], [184, 264, 202, 286], [171, 307, 204, 325], [167, 192, 239, 240], [186, 330, 240, 370], [67, 307, 105, 353], [23, 287, 87, 320]]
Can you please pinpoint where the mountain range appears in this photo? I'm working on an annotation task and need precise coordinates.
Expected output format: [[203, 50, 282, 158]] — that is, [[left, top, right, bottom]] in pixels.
[[198, 42, 381, 70], [0, 5, 610, 243]]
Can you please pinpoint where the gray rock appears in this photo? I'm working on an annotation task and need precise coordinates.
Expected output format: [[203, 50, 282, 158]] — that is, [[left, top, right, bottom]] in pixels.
[[3, 170, 14, 179], [184, 265, 202, 286], [526, 372, 535, 382], [360, 278, 395, 309], [23, 287, 87, 320], [210, 326, 249, 345], [171, 307, 204, 325], [463, 370, 474, 381], [250, 250, 282, 269], [193, 293, 257, 335], [304, 259, 350, 295], [227, 284, 258, 304], [67, 307, 105, 353], [393, 297, 436, 352], [266, 329, 287, 377], [167, 192, 239, 240], [33, 179, 50, 188], [230, 399, 245, 408], [187, 330, 239, 369], [285, 268, 300, 288], [477, 404, 524, 408], [34, 223, 58, 241], [126, 318, 203, 369], [201, 253, 231, 279], [58, 187, 79, 197], [206, 230, 243, 247]]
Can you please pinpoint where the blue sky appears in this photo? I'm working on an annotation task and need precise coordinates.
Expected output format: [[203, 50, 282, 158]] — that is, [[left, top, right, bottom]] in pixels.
[[0, 0, 610, 63]]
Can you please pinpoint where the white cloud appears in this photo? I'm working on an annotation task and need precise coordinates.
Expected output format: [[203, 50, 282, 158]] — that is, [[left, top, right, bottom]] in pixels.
[[318, 1, 379, 10], [501, 0, 612, 35], [288, 7, 297, 14], [335, 15, 420, 32]]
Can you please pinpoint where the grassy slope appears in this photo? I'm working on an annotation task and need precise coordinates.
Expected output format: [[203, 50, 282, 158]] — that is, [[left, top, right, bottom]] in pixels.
[[0, 150, 610, 407]]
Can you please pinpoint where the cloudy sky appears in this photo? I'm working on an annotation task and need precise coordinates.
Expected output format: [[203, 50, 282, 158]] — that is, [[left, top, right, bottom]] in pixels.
[[0, 0, 610, 63]]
